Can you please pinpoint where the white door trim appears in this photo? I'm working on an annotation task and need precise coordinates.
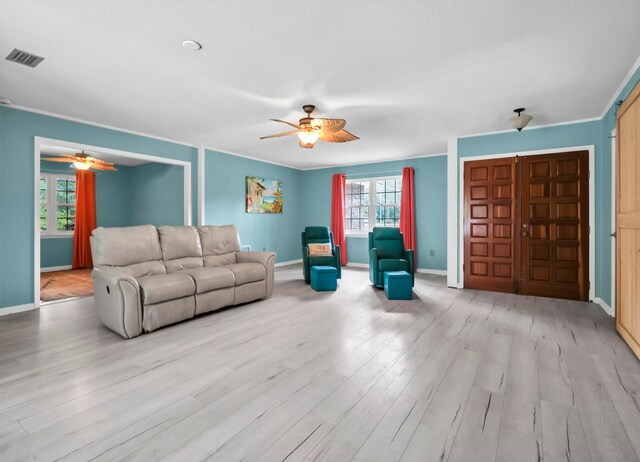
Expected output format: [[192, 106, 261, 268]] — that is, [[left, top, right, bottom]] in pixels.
[[34, 136, 193, 309], [611, 128, 617, 316], [457, 145, 596, 301]]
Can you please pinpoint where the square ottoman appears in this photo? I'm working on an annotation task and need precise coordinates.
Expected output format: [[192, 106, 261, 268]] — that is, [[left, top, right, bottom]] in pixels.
[[311, 266, 337, 291], [384, 271, 413, 300]]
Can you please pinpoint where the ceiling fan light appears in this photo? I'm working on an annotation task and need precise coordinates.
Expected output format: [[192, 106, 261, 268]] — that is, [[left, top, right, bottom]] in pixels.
[[72, 161, 91, 170], [298, 130, 320, 144]]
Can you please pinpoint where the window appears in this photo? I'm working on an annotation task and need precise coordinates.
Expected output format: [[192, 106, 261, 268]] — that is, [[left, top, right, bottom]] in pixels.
[[40, 173, 76, 235], [345, 176, 402, 234]]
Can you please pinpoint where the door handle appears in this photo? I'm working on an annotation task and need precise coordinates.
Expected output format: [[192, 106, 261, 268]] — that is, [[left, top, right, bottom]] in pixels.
[[522, 223, 529, 237]]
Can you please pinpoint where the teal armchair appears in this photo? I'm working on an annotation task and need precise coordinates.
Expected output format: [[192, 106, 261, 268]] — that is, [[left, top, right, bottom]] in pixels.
[[369, 227, 414, 287], [302, 226, 342, 282]]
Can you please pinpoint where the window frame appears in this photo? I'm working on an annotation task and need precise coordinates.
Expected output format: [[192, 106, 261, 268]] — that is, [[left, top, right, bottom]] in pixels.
[[40, 172, 76, 237], [345, 175, 402, 236]]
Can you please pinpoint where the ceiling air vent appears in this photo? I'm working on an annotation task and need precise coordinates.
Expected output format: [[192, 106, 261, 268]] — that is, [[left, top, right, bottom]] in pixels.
[[5, 48, 45, 68]]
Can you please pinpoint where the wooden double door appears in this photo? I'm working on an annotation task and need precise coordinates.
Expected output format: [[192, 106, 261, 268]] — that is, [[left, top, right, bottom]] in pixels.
[[464, 151, 589, 301]]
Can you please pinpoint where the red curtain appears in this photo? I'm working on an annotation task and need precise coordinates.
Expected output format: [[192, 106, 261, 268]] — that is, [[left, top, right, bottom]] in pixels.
[[400, 167, 416, 264], [331, 173, 348, 265], [72, 170, 97, 269]]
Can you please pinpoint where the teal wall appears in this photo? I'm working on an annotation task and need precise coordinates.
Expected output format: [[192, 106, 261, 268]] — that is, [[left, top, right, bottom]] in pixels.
[[457, 63, 640, 307], [40, 159, 134, 268], [129, 163, 184, 227], [300, 155, 448, 270], [39, 159, 185, 269], [0, 105, 197, 309], [204, 149, 304, 263]]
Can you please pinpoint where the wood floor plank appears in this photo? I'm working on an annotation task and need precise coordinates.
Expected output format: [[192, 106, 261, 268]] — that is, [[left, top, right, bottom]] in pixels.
[[0, 265, 638, 462]]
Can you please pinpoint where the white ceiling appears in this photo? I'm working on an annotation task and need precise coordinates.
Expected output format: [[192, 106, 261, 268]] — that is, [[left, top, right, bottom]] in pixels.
[[40, 145, 148, 167], [2, 1, 640, 169]]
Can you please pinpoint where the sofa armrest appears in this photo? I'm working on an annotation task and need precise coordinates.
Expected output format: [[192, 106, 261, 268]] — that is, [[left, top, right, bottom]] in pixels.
[[237, 251, 276, 297], [302, 246, 310, 282], [403, 249, 415, 286], [369, 248, 379, 285], [91, 267, 143, 339], [333, 245, 342, 279]]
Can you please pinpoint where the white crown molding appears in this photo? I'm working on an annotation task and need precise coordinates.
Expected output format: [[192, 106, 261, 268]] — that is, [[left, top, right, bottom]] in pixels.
[[0, 303, 37, 317], [300, 152, 447, 171], [203, 147, 302, 170], [8, 105, 197, 149], [600, 54, 640, 118], [458, 116, 602, 140]]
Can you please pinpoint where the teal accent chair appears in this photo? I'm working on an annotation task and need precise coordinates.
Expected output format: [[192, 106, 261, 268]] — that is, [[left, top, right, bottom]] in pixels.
[[302, 226, 342, 282], [369, 227, 414, 288]]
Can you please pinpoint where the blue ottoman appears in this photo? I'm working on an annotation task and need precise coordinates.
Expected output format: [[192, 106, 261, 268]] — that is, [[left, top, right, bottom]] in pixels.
[[311, 266, 337, 291], [384, 271, 413, 300]]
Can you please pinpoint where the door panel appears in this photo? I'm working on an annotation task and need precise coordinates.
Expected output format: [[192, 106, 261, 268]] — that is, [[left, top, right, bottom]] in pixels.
[[617, 80, 640, 359], [519, 151, 589, 301], [464, 158, 517, 293], [463, 151, 589, 301]]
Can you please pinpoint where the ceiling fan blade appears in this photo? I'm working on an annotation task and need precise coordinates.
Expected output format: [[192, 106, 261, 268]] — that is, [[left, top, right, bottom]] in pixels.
[[270, 119, 302, 129], [298, 139, 316, 149], [320, 129, 359, 143], [92, 164, 118, 171], [42, 157, 75, 163], [260, 130, 300, 140], [311, 118, 346, 133]]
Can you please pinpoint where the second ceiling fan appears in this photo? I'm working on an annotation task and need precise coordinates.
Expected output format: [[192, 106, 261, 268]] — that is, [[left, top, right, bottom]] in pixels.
[[261, 105, 359, 149]]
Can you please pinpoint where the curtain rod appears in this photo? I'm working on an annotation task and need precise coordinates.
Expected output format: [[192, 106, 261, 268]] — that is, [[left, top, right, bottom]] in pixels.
[[346, 170, 403, 178]]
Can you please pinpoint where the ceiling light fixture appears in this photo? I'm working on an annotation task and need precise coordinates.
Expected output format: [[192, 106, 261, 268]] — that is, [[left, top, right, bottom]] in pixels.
[[298, 130, 320, 145], [72, 161, 92, 170], [0, 97, 12, 105], [509, 108, 533, 131], [182, 40, 202, 51]]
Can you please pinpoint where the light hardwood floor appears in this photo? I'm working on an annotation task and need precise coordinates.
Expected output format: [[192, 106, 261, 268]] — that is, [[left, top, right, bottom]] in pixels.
[[0, 265, 639, 461]]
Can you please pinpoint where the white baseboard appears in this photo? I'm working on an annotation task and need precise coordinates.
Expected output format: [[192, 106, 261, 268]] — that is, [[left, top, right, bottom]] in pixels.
[[0, 303, 37, 317], [593, 297, 614, 317], [41, 265, 72, 273], [275, 259, 302, 267], [347, 263, 447, 276], [416, 268, 447, 276]]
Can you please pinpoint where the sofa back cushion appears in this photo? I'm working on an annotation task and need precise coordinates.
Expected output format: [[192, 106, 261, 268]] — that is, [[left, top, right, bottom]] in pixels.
[[197, 225, 240, 267], [158, 226, 204, 273], [371, 227, 404, 259], [91, 225, 166, 277]]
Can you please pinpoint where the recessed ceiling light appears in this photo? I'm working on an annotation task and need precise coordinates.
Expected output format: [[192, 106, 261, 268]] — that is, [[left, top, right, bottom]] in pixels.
[[182, 40, 202, 51]]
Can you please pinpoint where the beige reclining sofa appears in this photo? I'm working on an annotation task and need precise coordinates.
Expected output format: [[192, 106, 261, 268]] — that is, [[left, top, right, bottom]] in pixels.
[[90, 224, 275, 338]]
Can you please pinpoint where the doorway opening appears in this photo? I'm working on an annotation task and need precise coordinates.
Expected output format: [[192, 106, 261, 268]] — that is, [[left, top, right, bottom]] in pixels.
[[34, 137, 192, 306]]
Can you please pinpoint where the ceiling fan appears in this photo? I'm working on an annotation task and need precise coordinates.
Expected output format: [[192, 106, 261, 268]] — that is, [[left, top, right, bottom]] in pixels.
[[42, 151, 118, 171], [261, 105, 359, 149]]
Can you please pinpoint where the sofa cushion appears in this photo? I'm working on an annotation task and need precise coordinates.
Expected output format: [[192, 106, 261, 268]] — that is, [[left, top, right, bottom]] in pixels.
[[204, 252, 237, 267], [91, 225, 163, 271], [308, 255, 338, 268], [378, 259, 409, 272], [118, 261, 167, 278], [198, 225, 241, 256], [137, 273, 196, 305], [225, 263, 266, 285], [183, 267, 235, 293], [158, 226, 204, 273]]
